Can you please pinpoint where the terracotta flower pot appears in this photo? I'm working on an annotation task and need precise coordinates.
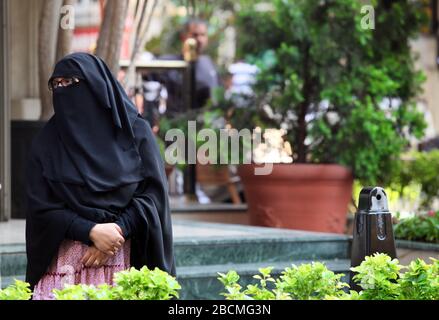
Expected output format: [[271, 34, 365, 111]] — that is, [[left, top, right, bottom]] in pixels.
[[237, 163, 353, 234]]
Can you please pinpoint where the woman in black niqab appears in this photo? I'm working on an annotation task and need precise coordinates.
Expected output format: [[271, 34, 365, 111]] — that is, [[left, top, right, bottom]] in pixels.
[[25, 53, 175, 299]]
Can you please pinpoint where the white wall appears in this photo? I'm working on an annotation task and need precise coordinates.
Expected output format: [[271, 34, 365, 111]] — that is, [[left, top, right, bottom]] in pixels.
[[411, 35, 439, 137], [9, 0, 42, 120]]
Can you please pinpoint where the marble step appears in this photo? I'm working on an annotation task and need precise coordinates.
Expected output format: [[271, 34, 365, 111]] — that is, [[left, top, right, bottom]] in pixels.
[[176, 259, 352, 300], [172, 221, 351, 267], [1, 221, 351, 290], [1, 235, 349, 283], [0, 244, 26, 288], [174, 236, 350, 267]]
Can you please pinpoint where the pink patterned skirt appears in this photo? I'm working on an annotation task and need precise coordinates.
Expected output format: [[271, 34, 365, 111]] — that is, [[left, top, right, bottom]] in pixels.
[[32, 239, 131, 300]]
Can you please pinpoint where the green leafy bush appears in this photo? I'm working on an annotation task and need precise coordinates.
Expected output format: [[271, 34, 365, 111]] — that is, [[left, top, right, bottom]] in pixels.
[[276, 262, 349, 300], [0, 280, 32, 300], [53, 266, 181, 300], [3, 255, 437, 300], [351, 253, 439, 300], [218, 267, 287, 300], [111, 266, 181, 300], [398, 258, 439, 300], [218, 263, 349, 300], [394, 210, 439, 243], [219, 253, 439, 300], [0, 267, 180, 301], [350, 253, 402, 300]]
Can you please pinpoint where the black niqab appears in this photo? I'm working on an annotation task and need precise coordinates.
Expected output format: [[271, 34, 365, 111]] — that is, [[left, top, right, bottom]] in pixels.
[[46, 53, 143, 191]]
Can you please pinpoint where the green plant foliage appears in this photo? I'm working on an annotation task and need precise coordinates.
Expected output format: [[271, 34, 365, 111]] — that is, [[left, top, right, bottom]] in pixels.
[[350, 253, 402, 300], [2, 255, 438, 300], [218, 263, 349, 300], [219, 254, 439, 300], [53, 283, 115, 300], [246, 267, 279, 300], [217, 270, 248, 300], [394, 210, 439, 243], [276, 262, 349, 300], [53, 266, 181, 300], [0, 280, 32, 300], [158, 114, 196, 171], [399, 258, 439, 300], [392, 151, 439, 208], [231, 0, 428, 185], [325, 101, 405, 185], [112, 266, 181, 300]]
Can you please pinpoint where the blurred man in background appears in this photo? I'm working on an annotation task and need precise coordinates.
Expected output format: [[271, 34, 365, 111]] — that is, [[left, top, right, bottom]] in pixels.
[[145, 18, 220, 117]]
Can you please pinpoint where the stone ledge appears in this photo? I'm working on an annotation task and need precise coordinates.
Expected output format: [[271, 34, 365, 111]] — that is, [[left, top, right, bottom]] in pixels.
[[396, 240, 439, 252]]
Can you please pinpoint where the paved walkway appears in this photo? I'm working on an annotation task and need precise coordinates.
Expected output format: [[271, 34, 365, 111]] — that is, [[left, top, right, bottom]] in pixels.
[[0, 202, 252, 245], [0, 217, 346, 246], [0, 219, 25, 244]]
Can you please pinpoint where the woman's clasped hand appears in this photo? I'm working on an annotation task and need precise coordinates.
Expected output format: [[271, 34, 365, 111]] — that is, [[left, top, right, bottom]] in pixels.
[[83, 223, 125, 267]]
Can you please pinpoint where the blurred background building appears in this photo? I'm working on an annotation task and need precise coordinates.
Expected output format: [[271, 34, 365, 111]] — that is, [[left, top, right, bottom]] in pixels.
[[2, 0, 439, 221]]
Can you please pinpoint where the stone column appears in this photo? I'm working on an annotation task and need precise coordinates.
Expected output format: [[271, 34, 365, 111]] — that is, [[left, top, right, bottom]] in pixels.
[[0, 0, 11, 221]]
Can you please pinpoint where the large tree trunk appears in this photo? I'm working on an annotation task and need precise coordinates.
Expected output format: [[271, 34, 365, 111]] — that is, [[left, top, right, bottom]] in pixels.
[[55, 0, 77, 62], [95, 0, 129, 75], [125, 0, 148, 89], [95, 0, 114, 59], [39, 0, 63, 121], [125, 0, 158, 90]]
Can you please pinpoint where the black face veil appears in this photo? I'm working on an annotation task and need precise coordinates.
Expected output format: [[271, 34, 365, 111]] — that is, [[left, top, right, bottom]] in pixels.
[[45, 53, 145, 191]]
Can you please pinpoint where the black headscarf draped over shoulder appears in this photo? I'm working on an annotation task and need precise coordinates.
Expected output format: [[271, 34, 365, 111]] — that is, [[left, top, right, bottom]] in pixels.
[[25, 53, 175, 289]]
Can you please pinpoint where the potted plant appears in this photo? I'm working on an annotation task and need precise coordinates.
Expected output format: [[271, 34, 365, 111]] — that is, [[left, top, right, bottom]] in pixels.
[[219, 0, 427, 233]]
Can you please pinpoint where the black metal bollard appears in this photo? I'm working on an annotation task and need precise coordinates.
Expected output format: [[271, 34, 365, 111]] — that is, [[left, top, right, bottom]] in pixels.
[[349, 187, 397, 291]]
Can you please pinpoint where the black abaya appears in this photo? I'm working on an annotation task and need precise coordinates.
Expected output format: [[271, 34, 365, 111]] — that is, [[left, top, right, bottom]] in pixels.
[[25, 53, 175, 289]]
